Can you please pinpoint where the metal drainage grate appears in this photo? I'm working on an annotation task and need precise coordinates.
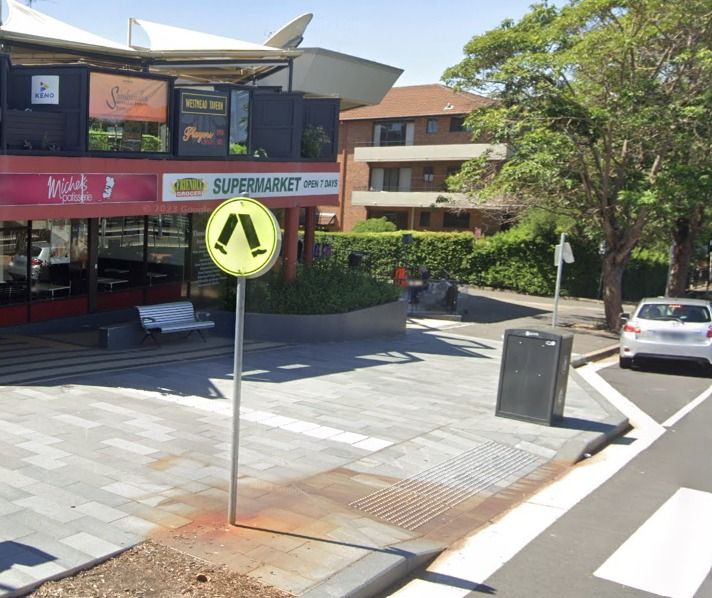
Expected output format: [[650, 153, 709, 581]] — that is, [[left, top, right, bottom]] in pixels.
[[349, 440, 543, 531]]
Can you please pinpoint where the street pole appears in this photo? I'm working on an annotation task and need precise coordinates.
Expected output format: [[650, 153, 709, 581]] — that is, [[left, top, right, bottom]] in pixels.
[[552, 232, 565, 327], [228, 276, 246, 526]]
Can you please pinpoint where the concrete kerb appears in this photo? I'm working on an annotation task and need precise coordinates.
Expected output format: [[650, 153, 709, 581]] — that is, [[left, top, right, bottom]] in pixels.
[[557, 342, 630, 463], [305, 340, 628, 598], [5, 546, 133, 598], [571, 343, 620, 368], [301, 539, 444, 598]]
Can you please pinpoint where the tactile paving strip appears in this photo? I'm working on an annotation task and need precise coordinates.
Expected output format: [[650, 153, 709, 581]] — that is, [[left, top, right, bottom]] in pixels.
[[349, 440, 543, 530]]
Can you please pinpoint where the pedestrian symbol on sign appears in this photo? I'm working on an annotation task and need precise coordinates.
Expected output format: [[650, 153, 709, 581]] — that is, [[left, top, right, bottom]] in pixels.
[[213, 213, 268, 257], [206, 197, 281, 278]]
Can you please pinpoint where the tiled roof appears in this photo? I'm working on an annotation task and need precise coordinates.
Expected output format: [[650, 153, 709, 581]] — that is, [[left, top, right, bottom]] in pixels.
[[340, 84, 493, 121]]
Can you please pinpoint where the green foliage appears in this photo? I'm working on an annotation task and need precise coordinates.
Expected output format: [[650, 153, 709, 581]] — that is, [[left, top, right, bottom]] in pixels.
[[351, 217, 397, 233], [87, 129, 162, 152], [140, 134, 161, 152], [622, 248, 668, 301], [301, 125, 331, 159], [88, 129, 111, 151], [229, 143, 248, 155], [443, 0, 712, 326], [241, 262, 401, 315], [314, 226, 665, 301]]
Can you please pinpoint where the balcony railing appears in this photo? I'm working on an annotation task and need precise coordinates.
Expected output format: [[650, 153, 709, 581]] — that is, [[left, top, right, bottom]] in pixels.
[[354, 143, 509, 163]]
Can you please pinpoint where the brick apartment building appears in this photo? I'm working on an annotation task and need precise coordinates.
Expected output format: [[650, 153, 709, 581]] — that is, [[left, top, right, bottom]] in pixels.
[[325, 84, 510, 233]]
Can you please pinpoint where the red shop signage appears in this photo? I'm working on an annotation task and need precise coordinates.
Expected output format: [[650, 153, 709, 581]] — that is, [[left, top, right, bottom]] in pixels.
[[0, 173, 157, 206]]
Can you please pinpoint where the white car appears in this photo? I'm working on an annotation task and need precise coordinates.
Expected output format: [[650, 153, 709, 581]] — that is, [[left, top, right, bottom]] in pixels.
[[619, 297, 712, 369], [7, 242, 52, 281]]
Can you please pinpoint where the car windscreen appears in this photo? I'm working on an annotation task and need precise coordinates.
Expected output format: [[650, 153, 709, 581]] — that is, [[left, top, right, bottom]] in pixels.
[[30, 246, 43, 257], [637, 303, 711, 323]]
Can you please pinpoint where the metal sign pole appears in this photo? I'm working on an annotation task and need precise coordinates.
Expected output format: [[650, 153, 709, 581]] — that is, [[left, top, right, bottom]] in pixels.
[[228, 276, 246, 526], [552, 232, 565, 327]]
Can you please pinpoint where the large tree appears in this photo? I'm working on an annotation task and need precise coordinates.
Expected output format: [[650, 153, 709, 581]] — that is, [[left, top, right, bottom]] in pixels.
[[444, 0, 712, 329]]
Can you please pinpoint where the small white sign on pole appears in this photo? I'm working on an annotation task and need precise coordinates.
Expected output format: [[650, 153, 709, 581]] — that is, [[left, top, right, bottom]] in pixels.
[[552, 234, 574, 326]]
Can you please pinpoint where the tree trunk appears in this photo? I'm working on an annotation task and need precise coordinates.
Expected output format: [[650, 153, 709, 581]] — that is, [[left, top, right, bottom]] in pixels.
[[667, 213, 702, 297], [601, 251, 628, 331]]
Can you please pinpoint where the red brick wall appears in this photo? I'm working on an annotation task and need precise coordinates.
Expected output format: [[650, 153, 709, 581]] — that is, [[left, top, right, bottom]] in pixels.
[[334, 114, 497, 232]]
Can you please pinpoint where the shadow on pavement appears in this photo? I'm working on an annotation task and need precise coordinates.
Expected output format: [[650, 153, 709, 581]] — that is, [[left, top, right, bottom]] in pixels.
[[631, 359, 712, 379], [458, 294, 548, 324], [21, 327, 498, 399], [557, 416, 621, 434], [0, 541, 57, 574]]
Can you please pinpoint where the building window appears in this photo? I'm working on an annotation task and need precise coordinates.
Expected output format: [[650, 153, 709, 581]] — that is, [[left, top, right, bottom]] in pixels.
[[88, 72, 170, 153], [229, 90, 250, 155], [371, 167, 412, 192], [147, 215, 189, 286], [373, 121, 413, 146], [98, 217, 145, 291], [449, 116, 466, 132], [419, 211, 431, 227], [443, 211, 471, 229], [423, 166, 434, 184], [426, 118, 438, 134], [1, 220, 29, 305]]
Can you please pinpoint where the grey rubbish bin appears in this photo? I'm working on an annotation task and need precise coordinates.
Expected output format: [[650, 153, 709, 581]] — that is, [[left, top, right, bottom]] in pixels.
[[495, 328, 573, 425]]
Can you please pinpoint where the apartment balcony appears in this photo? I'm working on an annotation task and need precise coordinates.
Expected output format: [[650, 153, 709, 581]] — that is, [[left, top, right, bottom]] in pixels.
[[352, 189, 478, 209], [353, 143, 509, 163]]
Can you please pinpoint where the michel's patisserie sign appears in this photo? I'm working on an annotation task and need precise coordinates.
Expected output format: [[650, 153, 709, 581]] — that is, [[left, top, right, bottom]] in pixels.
[[0, 174, 157, 206], [163, 172, 339, 201]]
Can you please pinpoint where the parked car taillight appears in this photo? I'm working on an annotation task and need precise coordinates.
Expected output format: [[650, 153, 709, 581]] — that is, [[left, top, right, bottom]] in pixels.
[[31, 258, 42, 266], [707, 326, 712, 339], [623, 323, 641, 334]]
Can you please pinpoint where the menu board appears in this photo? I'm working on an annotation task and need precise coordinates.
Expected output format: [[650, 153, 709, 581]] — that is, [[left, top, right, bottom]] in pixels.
[[176, 90, 229, 157]]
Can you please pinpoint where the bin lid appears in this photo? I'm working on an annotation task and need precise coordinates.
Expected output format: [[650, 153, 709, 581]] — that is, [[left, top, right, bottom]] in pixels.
[[503, 327, 573, 341]]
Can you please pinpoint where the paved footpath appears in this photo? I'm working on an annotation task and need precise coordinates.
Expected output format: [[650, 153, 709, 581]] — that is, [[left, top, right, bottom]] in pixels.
[[0, 308, 625, 597]]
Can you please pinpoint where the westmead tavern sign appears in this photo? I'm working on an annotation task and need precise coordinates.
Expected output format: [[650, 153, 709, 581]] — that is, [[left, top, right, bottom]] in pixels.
[[163, 172, 340, 201]]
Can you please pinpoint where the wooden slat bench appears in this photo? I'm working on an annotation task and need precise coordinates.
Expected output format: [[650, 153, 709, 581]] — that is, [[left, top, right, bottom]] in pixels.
[[136, 301, 215, 345]]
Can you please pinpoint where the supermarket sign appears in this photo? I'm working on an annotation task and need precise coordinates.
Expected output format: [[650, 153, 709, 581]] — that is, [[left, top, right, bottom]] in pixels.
[[163, 172, 339, 202]]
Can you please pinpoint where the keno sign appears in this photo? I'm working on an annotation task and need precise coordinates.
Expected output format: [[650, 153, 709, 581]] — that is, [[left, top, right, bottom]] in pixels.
[[31, 75, 59, 105]]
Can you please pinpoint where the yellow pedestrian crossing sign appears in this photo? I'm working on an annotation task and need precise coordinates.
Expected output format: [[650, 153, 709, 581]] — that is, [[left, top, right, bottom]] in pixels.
[[206, 197, 282, 278]]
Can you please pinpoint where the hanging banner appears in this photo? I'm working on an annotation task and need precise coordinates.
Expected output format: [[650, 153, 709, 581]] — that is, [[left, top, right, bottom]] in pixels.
[[176, 90, 229, 157], [89, 72, 168, 123]]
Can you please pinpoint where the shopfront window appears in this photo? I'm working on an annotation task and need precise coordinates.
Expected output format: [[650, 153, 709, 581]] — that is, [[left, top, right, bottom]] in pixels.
[[29, 220, 87, 300], [0, 220, 29, 305], [189, 213, 226, 306], [88, 72, 169, 153], [229, 90, 250, 155], [147, 215, 189, 287], [98, 217, 145, 291]]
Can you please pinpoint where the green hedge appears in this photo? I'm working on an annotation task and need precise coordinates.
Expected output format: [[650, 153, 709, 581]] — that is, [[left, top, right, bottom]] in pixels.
[[313, 229, 666, 301], [238, 261, 401, 314]]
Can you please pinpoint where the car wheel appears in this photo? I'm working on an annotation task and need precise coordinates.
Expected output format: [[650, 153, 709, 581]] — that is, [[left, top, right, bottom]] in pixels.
[[619, 356, 633, 369]]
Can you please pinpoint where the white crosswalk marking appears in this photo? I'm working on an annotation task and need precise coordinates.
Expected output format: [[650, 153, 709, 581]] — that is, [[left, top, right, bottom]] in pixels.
[[594, 488, 712, 598]]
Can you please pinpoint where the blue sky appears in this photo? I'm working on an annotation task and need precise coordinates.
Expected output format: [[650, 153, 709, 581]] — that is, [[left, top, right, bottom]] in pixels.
[[4, 0, 546, 86]]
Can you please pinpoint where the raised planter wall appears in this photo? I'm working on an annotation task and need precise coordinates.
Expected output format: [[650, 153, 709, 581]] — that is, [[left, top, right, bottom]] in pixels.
[[240, 300, 407, 342]]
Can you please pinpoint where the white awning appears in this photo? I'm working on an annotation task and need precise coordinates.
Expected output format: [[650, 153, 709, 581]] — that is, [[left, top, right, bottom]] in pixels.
[[0, 0, 137, 56], [128, 18, 295, 58]]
